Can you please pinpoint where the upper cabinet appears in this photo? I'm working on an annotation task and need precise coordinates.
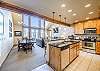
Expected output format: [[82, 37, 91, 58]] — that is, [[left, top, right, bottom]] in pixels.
[[75, 23, 83, 34], [74, 19, 100, 34], [84, 20, 96, 28], [96, 20, 100, 34]]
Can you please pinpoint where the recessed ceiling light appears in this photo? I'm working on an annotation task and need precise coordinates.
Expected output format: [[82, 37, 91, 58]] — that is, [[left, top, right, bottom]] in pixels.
[[61, 4, 66, 8], [68, 10, 72, 12], [18, 21, 20, 24], [73, 13, 77, 16], [85, 4, 91, 8], [86, 17, 89, 20], [88, 12, 93, 14], [75, 20, 78, 22], [17, 14, 20, 17]]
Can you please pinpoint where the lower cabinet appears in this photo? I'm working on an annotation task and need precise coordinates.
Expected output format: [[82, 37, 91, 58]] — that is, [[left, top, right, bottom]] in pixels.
[[69, 43, 79, 62], [96, 42, 100, 54], [61, 48, 69, 69], [76, 43, 80, 56], [49, 42, 80, 71]]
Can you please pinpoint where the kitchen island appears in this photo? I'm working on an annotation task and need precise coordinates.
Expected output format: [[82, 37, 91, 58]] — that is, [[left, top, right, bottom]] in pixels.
[[49, 41, 80, 71]]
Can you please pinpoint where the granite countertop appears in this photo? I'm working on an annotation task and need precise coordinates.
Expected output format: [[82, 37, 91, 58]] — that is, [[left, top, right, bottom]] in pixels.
[[49, 40, 80, 51]]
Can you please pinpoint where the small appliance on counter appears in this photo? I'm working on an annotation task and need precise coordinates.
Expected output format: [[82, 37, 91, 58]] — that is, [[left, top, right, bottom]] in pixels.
[[68, 35, 74, 40], [68, 35, 81, 40]]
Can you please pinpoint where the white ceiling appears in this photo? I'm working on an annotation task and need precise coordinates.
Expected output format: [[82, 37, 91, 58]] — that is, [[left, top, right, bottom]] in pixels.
[[2, 0, 100, 24]]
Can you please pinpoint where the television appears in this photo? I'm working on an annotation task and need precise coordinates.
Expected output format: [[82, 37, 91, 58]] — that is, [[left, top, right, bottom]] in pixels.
[[14, 31, 22, 36], [53, 27, 59, 33]]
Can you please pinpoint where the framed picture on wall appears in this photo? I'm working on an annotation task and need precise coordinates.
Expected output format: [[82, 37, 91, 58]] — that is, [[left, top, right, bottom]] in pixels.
[[0, 11, 4, 35], [53, 27, 59, 33], [14, 31, 22, 36], [9, 20, 12, 37]]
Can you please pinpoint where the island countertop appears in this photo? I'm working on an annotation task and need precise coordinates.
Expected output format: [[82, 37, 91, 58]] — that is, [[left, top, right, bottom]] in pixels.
[[49, 40, 80, 51], [49, 40, 80, 71]]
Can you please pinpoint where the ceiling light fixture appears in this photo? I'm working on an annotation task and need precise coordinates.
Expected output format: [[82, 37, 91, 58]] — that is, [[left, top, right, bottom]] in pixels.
[[61, 4, 66, 8], [88, 12, 93, 14], [64, 17, 67, 23], [73, 13, 77, 16], [86, 17, 89, 20], [85, 4, 91, 8], [17, 14, 20, 17], [68, 10, 72, 12], [75, 20, 78, 22], [59, 15, 61, 21]]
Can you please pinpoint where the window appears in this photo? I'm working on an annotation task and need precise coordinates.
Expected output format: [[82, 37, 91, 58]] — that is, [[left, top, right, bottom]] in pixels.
[[23, 28, 29, 38], [23, 14, 29, 26], [41, 19, 44, 29], [31, 16, 40, 27]]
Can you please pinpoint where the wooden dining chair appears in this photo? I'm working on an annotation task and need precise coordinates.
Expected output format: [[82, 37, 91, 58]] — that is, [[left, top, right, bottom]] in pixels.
[[18, 40, 23, 52]]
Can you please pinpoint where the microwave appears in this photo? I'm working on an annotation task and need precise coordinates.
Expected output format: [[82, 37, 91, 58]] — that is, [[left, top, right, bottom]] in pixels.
[[84, 28, 96, 34]]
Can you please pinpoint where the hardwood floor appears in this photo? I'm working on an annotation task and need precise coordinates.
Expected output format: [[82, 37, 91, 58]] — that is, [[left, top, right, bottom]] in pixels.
[[64, 51, 100, 71], [32, 51, 100, 71], [32, 64, 54, 71], [0, 44, 46, 71]]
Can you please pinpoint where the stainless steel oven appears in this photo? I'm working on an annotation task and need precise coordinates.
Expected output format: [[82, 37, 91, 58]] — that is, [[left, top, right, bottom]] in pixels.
[[84, 28, 96, 34], [83, 28, 96, 50], [83, 41, 95, 50]]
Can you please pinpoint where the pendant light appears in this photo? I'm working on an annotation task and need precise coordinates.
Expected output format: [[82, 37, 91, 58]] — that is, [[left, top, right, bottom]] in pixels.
[[64, 17, 66, 23], [59, 15, 62, 27], [59, 15, 61, 21], [52, 12, 55, 22]]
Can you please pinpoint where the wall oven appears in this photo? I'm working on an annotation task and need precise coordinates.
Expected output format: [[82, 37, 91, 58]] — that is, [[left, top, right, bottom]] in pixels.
[[83, 28, 96, 50], [83, 41, 95, 50]]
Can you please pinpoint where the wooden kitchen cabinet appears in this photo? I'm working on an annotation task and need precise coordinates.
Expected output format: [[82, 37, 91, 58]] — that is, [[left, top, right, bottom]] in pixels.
[[96, 20, 100, 34], [49, 42, 80, 71], [84, 22, 89, 28], [96, 28, 100, 34], [69, 44, 77, 62], [76, 43, 80, 56], [70, 45, 74, 62], [61, 48, 69, 69], [75, 23, 83, 34], [96, 42, 100, 54], [84, 20, 96, 29], [74, 19, 100, 34]]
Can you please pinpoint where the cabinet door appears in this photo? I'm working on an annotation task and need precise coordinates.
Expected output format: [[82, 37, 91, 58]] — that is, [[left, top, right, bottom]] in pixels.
[[76, 44, 80, 56], [96, 42, 100, 54], [96, 20, 100, 34], [61, 48, 69, 69], [75, 23, 83, 34], [70, 45, 77, 62], [96, 28, 100, 34], [84, 22, 89, 28], [89, 21, 96, 28], [73, 46, 77, 59], [70, 45, 74, 62], [75, 24, 78, 34], [78, 23, 84, 34]]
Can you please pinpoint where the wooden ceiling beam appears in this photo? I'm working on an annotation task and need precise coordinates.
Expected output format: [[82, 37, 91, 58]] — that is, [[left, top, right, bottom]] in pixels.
[[0, 1, 70, 26]]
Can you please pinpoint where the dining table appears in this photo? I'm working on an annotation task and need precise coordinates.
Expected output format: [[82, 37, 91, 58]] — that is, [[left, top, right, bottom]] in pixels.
[[18, 39, 36, 53]]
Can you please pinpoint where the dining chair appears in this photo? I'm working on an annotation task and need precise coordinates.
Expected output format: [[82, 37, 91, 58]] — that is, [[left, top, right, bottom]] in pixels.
[[18, 40, 23, 52]]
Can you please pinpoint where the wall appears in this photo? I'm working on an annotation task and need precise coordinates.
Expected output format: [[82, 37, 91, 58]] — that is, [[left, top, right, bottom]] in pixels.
[[12, 12, 23, 45], [0, 8, 13, 67], [50, 23, 74, 39]]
